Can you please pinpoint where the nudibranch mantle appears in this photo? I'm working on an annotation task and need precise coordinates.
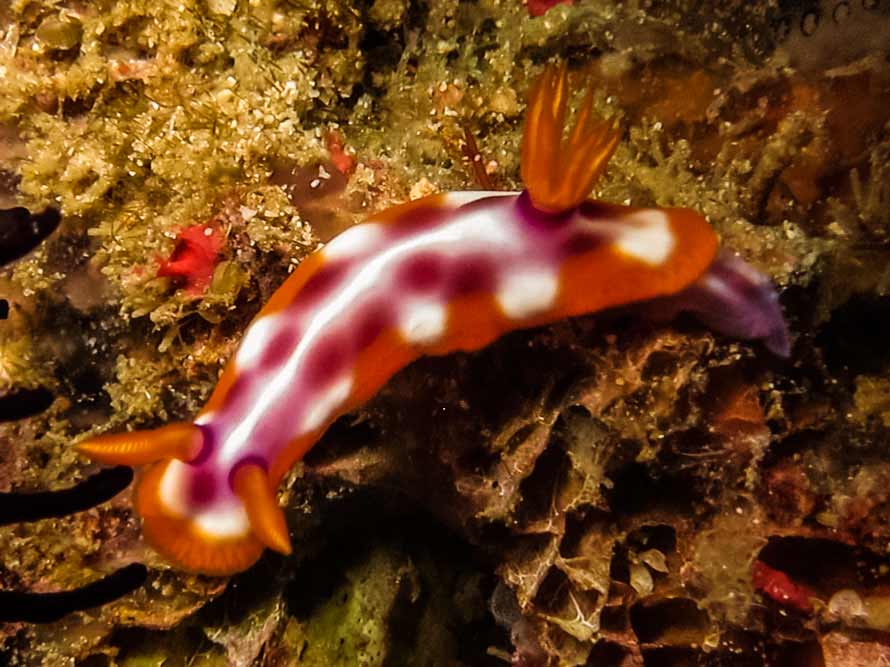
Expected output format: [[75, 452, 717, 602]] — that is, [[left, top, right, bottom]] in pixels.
[[149, 190, 715, 565], [77, 64, 788, 575]]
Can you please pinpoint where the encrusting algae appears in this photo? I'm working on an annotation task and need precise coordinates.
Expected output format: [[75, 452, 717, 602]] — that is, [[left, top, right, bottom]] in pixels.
[[2, 0, 890, 665]]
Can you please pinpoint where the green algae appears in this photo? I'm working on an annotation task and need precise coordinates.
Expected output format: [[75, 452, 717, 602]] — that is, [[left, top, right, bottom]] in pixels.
[[852, 375, 890, 428], [98, 539, 484, 667], [282, 541, 482, 667], [3, 0, 335, 325], [295, 546, 402, 666], [0, 332, 51, 391]]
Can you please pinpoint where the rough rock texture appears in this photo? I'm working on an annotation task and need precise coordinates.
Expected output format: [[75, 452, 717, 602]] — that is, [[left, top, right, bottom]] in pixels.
[[2, 0, 890, 665]]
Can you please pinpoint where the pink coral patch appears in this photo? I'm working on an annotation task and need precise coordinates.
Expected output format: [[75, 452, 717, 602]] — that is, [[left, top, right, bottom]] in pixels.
[[527, 0, 573, 17], [752, 560, 815, 614], [157, 224, 223, 295]]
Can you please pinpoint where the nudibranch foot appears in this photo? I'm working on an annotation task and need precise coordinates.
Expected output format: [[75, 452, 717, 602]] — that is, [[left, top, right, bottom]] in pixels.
[[75, 422, 203, 467], [659, 251, 791, 358], [521, 63, 621, 214]]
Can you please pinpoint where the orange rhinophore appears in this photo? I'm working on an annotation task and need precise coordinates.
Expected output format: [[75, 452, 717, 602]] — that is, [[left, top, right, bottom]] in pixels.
[[521, 64, 621, 213]]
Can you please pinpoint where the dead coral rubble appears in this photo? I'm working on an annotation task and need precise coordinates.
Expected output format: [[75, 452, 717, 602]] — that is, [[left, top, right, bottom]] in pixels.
[[2, 0, 890, 665]]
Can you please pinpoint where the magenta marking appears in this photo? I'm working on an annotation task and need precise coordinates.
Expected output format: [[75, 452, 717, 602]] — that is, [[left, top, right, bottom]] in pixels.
[[261, 328, 300, 369], [397, 253, 445, 292], [561, 232, 602, 257], [385, 205, 446, 239], [447, 254, 496, 296], [223, 375, 251, 406], [252, 418, 290, 455], [353, 304, 394, 350], [299, 263, 349, 303], [188, 469, 217, 506], [304, 337, 349, 386]]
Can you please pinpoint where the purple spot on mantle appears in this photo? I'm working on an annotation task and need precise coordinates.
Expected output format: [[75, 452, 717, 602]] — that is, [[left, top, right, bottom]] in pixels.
[[397, 253, 444, 292], [385, 205, 446, 239], [300, 262, 348, 303], [447, 254, 495, 297], [561, 232, 602, 257], [304, 337, 349, 386], [261, 328, 299, 368], [188, 469, 217, 506], [353, 303, 394, 350]]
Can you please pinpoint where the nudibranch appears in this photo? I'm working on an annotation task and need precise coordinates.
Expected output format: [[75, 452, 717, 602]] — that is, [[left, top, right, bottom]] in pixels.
[[76, 64, 788, 575]]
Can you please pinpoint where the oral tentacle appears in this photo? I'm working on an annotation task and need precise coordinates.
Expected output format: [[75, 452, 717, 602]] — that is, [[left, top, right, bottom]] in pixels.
[[75, 422, 203, 467], [231, 462, 292, 556]]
